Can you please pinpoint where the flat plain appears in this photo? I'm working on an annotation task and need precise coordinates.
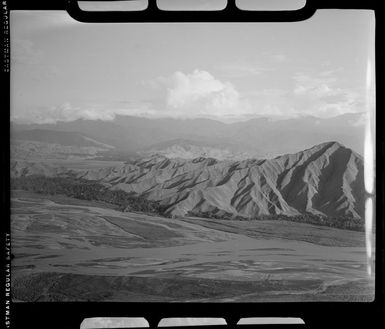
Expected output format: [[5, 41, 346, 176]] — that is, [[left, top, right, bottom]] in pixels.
[[11, 190, 374, 302]]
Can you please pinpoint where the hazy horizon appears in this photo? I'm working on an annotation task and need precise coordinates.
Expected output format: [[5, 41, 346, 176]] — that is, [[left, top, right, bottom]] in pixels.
[[10, 110, 366, 125]]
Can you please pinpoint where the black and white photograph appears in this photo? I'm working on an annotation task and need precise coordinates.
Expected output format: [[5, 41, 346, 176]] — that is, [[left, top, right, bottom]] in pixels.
[[9, 4, 375, 303]]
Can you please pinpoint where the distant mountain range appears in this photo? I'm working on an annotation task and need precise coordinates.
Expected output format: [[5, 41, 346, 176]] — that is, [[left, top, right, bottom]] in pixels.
[[11, 129, 114, 161], [11, 113, 365, 158], [11, 129, 114, 148], [11, 141, 365, 220]]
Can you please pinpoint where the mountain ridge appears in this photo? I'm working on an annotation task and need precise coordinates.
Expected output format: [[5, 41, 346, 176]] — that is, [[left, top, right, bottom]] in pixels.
[[11, 141, 365, 220]]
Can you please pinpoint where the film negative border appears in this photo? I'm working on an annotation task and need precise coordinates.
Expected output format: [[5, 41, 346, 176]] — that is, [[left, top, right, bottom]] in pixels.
[[2, 1, 385, 329]]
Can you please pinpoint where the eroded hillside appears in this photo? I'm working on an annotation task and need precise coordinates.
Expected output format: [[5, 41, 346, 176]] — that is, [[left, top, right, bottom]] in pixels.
[[11, 141, 365, 220]]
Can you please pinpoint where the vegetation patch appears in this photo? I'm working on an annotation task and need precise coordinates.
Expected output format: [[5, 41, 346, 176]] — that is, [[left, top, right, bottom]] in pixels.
[[12, 175, 167, 215], [187, 210, 365, 231], [12, 175, 364, 231]]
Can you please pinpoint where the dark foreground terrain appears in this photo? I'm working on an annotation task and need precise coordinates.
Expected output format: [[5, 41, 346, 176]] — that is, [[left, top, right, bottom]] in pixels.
[[11, 191, 374, 302], [13, 271, 373, 302]]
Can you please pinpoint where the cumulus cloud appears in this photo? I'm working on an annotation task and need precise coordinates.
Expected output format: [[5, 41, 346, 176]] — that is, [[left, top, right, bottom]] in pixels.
[[150, 70, 252, 118], [167, 70, 238, 108], [167, 70, 228, 107]]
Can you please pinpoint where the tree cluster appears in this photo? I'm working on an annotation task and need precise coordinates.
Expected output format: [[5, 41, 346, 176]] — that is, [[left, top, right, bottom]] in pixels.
[[11, 175, 168, 215], [257, 213, 364, 231], [187, 210, 364, 231]]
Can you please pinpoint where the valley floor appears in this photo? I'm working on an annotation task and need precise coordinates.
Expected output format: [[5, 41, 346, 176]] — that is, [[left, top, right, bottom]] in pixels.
[[11, 190, 374, 302]]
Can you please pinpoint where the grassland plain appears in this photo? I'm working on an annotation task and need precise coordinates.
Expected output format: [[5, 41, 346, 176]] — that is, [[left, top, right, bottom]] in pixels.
[[11, 190, 374, 302]]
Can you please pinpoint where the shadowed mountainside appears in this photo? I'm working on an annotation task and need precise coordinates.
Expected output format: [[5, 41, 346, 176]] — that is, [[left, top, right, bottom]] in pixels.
[[11, 141, 365, 220]]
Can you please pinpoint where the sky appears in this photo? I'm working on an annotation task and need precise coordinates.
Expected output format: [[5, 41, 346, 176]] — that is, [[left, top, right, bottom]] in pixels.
[[10, 6, 375, 124]]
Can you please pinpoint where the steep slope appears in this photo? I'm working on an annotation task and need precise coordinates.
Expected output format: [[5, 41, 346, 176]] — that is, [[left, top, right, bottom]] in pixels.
[[12, 141, 364, 220]]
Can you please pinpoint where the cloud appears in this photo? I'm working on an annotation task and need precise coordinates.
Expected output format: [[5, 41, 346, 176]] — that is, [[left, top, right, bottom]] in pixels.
[[291, 72, 363, 118], [167, 70, 237, 107], [11, 102, 157, 124], [294, 83, 340, 98], [149, 70, 252, 118], [242, 89, 293, 117], [12, 70, 252, 124], [293, 73, 337, 96], [12, 64, 368, 124]]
